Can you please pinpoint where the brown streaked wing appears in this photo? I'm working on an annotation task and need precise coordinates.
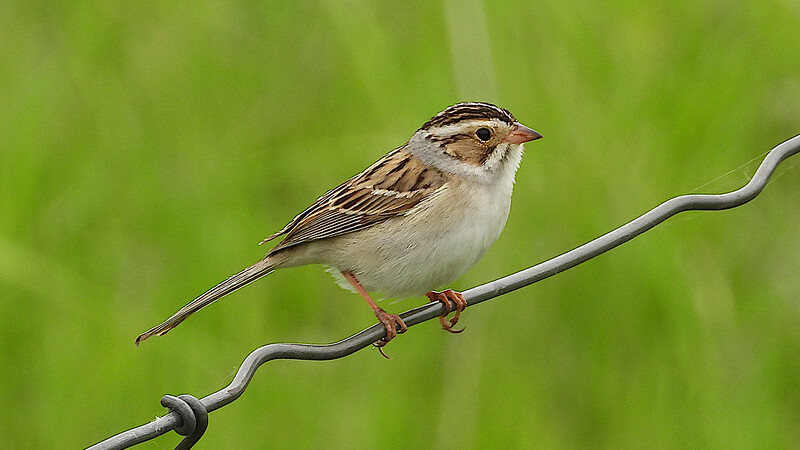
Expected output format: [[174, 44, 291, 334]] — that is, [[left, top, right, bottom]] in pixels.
[[259, 182, 348, 244], [265, 149, 446, 254]]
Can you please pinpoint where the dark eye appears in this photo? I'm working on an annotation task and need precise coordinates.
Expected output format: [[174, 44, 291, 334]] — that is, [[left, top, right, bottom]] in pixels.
[[475, 127, 492, 142]]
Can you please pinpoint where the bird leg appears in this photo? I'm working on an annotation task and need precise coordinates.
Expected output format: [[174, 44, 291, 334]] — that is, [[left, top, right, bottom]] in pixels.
[[341, 271, 408, 354], [425, 289, 467, 333]]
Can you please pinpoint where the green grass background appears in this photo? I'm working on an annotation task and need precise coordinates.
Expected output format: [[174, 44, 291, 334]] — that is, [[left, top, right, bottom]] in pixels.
[[2, 1, 800, 448]]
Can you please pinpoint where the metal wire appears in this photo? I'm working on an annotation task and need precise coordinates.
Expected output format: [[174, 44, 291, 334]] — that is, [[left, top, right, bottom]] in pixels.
[[87, 135, 800, 450]]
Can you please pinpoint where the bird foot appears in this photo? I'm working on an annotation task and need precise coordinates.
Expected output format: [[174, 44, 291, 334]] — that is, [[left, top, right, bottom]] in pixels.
[[426, 289, 467, 334], [372, 309, 408, 359]]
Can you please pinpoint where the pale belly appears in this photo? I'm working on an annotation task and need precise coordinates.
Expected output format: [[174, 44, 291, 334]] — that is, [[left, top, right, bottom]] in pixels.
[[319, 180, 513, 298]]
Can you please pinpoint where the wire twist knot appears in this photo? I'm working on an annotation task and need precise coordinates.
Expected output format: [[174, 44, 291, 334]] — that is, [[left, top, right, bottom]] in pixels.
[[160, 394, 208, 450]]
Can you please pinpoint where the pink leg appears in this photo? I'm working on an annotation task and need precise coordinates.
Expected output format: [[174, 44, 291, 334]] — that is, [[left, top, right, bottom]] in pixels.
[[342, 272, 408, 354]]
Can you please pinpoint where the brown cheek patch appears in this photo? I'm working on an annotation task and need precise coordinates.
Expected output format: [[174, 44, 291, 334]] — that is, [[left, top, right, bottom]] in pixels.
[[445, 137, 491, 166]]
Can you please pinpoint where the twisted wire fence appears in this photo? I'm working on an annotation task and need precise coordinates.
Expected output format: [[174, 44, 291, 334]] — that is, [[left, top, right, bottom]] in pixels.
[[88, 135, 800, 450]]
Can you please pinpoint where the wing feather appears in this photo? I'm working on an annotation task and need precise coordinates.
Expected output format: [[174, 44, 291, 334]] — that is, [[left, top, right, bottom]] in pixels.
[[264, 148, 446, 254]]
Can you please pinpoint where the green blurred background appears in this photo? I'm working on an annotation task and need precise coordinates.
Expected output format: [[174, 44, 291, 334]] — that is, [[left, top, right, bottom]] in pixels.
[[2, 0, 799, 448]]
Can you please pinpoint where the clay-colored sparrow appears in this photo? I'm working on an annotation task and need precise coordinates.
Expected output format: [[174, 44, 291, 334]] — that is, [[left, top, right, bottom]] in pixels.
[[136, 102, 541, 347]]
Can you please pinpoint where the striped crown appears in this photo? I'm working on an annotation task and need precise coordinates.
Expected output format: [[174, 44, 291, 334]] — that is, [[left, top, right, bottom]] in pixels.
[[420, 102, 516, 130]]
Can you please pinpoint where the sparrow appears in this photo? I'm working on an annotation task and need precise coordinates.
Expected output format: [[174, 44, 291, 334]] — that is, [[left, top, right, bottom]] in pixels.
[[135, 102, 542, 349]]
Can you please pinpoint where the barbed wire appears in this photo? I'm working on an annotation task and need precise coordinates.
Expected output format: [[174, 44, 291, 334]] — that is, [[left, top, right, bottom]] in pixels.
[[87, 134, 800, 450]]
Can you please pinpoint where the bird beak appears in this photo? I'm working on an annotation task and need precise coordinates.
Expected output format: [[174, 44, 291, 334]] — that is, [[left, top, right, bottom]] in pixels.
[[504, 123, 542, 144]]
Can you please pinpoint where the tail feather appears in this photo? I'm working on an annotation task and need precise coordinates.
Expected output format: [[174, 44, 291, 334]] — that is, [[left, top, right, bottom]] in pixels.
[[135, 258, 275, 345]]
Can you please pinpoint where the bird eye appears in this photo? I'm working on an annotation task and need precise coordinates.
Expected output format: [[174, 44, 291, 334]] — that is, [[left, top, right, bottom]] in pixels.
[[475, 127, 492, 142]]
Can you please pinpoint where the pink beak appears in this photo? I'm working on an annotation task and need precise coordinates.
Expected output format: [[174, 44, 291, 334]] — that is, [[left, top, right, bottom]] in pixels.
[[504, 123, 542, 144]]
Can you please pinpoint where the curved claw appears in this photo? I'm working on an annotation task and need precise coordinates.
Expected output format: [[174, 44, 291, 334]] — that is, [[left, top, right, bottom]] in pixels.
[[441, 319, 466, 334], [372, 341, 392, 359], [374, 309, 407, 341], [426, 291, 452, 316], [426, 289, 468, 334], [369, 309, 407, 358]]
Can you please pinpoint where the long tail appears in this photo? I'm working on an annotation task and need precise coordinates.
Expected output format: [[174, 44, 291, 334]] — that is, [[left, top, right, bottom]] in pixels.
[[135, 257, 276, 345]]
